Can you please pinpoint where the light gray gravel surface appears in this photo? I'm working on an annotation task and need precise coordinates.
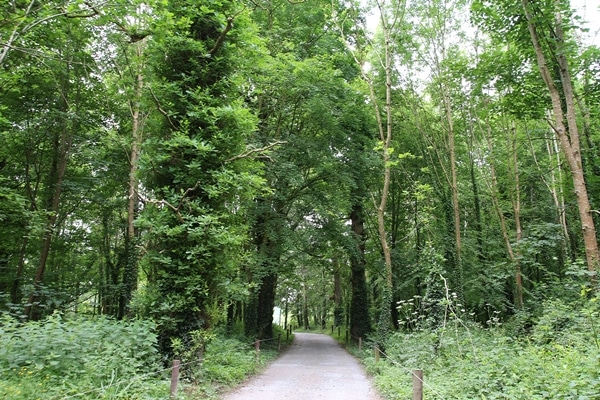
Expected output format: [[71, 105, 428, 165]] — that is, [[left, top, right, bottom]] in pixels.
[[221, 332, 383, 400]]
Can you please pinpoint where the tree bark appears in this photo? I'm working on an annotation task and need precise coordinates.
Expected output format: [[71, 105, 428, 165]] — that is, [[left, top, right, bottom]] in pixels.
[[349, 202, 371, 339], [25, 120, 71, 320], [333, 258, 344, 327], [508, 121, 524, 308], [467, 116, 485, 262], [485, 126, 515, 263], [372, 0, 399, 348], [441, 82, 464, 303], [120, 38, 147, 318]]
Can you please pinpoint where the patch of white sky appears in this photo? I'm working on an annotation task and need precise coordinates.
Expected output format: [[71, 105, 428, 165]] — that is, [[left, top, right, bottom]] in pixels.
[[363, 0, 599, 46], [360, 0, 599, 94], [573, 0, 600, 46]]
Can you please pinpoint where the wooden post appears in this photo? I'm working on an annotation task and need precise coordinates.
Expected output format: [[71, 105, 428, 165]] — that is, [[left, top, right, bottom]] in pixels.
[[278, 333, 282, 351], [255, 339, 260, 363], [345, 329, 349, 344], [331, 325, 334, 334], [374, 347, 380, 363], [358, 337, 362, 352], [337, 326, 341, 337], [412, 369, 423, 400], [170, 359, 180, 398]]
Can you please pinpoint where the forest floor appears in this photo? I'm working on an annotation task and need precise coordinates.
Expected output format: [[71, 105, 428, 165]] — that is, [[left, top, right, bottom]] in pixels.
[[220, 332, 383, 400]]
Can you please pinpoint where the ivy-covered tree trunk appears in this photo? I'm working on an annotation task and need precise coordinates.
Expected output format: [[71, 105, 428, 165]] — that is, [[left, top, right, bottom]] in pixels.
[[144, 1, 258, 356], [246, 196, 283, 340], [120, 37, 147, 320], [256, 271, 278, 339], [467, 123, 485, 263], [507, 121, 524, 308], [333, 258, 344, 328], [349, 202, 371, 340]]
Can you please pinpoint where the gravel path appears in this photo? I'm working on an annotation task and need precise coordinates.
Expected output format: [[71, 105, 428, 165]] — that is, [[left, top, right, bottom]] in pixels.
[[221, 332, 383, 400]]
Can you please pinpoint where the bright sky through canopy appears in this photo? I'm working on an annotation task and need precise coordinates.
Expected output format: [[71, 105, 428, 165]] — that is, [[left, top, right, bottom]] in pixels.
[[573, 0, 600, 45], [363, 0, 600, 46]]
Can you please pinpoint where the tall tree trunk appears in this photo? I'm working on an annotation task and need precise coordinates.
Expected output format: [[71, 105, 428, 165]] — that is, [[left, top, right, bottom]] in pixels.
[[333, 257, 344, 327], [372, 0, 401, 348], [302, 280, 309, 330], [468, 118, 485, 262], [247, 199, 281, 340], [257, 271, 278, 339], [508, 121, 524, 308], [120, 38, 147, 319], [486, 126, 516, 264], [527, 121, 572, 268], [25, 66, 72, 320], [25, 126, 71, 320], [349, 202, 371, 339], [522, 0, 599, 280], [442, 84, 463, 298], [10, 238, 29, 305]]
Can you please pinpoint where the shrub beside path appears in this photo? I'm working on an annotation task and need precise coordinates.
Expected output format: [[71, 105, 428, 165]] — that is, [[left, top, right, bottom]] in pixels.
[[221, 332, 383, 400]]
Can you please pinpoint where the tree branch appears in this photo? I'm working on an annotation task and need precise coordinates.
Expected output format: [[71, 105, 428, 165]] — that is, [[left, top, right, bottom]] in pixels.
[[209, 17, 234, 56], [137, 191, 184, 222], [149, 86, 177, 130], [225, 141, 286, 163]]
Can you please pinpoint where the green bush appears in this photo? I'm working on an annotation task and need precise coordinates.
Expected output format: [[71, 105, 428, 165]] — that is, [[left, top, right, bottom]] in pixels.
[[0, 316, 288, 400], [359, 294, 600, 399], [0, 313, 167, 399], [202, 337, 258, 384]]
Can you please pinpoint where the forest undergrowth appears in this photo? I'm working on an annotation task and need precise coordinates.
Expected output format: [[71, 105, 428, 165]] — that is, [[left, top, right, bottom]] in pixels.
[[355, 288, 600, 399], [0, 315, 286, 400]]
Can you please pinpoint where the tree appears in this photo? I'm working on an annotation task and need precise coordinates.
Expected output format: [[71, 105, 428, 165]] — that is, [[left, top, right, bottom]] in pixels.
[[409, 0, 470, 303], [341, 0, 410, 347], [472, 0, 599, 284], [140, 0, 264, 354], [243, 0, 369, 340], [521, 0, 599, 280]]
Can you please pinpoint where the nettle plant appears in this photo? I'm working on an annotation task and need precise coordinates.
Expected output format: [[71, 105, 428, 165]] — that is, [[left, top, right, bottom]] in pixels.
[[396, 295, 424, 330], [397, 276, 476, 332]]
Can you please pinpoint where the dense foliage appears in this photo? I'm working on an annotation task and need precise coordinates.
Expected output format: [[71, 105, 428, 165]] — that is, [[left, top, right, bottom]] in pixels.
[[0, 314, 166, 399], [361, 288, 600, 399], [1, 0, 600, 397], [0, 314, 284, 399]]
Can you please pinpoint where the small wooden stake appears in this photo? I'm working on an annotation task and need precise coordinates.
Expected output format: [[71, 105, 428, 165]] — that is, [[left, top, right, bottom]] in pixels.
[[170, 359, 180, 398], [358, 337, 362, 351], [278, 333, 282, 351], [255, 339, 260, 363], [374, 347, 380, 363], [412, 369, 423, 400]]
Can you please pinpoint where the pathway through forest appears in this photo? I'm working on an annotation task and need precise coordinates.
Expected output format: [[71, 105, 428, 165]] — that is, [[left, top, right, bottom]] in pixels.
[[221, 332, 382, 400]]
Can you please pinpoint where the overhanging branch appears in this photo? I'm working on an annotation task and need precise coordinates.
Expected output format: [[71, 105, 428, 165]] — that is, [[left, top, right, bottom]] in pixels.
[[225, 141, 286, 163]]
